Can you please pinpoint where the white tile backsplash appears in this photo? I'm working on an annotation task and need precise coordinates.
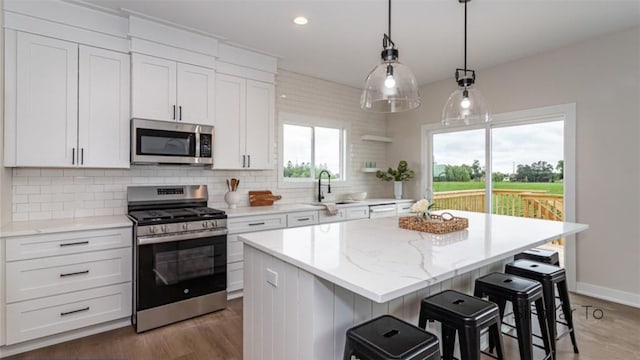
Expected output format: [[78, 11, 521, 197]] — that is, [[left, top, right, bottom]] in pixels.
[[11, 70, 394, 221]]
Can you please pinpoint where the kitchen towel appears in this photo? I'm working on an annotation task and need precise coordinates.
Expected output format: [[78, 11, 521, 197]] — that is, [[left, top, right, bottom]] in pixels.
[[323, 203, 338, 216]]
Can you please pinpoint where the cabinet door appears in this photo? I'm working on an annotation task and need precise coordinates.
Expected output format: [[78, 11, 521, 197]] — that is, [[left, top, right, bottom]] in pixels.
[[131, 53, 177, 121], [78, 45, 130, 168], [16, 32, 78, 167], [177, 63, 215, 126], [245, 80, 274, 169], [214, 73, 245, 169]]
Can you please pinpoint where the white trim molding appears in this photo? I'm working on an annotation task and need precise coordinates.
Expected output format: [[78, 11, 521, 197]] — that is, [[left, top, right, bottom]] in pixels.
[[576, 282, 640, 308]]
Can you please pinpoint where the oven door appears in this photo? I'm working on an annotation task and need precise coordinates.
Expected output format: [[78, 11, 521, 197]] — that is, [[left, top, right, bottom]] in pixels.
[[136, 229, 227, 311]]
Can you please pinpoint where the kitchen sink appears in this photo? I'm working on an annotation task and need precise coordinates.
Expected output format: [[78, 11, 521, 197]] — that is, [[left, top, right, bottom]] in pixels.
[[309, 200, 362, 206]]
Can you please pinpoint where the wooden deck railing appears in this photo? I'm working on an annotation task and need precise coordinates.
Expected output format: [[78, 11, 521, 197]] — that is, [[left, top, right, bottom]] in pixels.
[[433, 189, 564, 221]]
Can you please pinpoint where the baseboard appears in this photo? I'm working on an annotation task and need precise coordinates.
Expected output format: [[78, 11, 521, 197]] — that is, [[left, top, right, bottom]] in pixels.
[[576, 282, 640, 308]]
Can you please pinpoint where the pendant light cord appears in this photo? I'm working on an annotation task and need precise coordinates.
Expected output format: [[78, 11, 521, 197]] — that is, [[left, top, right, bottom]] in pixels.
[[464, 0, 467, 72], [388, 0, 392, 42]]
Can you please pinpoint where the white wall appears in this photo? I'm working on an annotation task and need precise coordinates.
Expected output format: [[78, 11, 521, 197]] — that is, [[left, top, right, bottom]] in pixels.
[[388, 28, 640, 302], [9, 70, 392, 221]]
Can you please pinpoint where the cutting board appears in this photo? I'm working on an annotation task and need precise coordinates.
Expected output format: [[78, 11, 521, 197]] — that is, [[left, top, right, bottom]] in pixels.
[[249, 190, 282, 207]]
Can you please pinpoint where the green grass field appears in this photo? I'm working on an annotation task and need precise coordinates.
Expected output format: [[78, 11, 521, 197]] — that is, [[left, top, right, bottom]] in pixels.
[[433, 181, 564, 195]]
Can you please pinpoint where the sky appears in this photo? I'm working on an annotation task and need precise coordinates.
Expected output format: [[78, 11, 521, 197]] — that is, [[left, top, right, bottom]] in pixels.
[[433, 121, 564, 174]]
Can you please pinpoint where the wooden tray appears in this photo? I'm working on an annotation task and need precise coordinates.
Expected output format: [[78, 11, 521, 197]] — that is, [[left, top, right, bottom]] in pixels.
[[398, 212, 468, 234], [249, 190, 282, 207]]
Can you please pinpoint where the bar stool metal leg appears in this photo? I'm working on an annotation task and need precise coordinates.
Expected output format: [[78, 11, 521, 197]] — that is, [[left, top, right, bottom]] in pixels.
[[557, 280, 579, 353]]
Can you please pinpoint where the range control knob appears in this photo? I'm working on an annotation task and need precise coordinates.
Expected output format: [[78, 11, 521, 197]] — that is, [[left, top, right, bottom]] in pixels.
[[210, 221, 217, 228], [182, 223, 188, 231], [148, 226, 157, 234], [160, 225, 168, 233], [202, 221, 209, 229]]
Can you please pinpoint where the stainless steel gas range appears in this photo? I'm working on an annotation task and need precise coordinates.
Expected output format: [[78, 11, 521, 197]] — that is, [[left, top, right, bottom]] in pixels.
[[127, 185, 227, 333]]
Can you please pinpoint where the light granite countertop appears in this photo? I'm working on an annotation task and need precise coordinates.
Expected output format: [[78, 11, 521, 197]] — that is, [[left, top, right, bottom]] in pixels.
[[224, 198, 414, 218], [0, 215, 133, 238], [238, 210, 589, 303]]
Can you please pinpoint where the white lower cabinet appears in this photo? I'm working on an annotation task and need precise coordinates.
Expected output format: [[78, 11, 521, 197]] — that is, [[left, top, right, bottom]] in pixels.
[[319, 208, 347, 223], [3, 226, 133, 346], [6, 283, 131, 345], [345, 206, 369, 220], [287, 210, 319, 228]]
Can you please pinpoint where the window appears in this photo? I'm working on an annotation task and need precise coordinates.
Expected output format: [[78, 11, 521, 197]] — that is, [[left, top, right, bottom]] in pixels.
[[280, 113, 347, 185]]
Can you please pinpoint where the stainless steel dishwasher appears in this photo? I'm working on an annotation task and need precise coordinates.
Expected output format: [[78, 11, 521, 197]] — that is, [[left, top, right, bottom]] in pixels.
[[368, 203, 398, 218]]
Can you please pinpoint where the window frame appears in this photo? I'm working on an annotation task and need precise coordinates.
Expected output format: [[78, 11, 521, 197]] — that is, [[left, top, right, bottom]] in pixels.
[[278, 112, 350, 189]]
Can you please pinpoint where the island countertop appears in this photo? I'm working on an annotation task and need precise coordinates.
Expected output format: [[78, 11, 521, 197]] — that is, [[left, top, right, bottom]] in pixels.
[[238, 210, 588, 303]]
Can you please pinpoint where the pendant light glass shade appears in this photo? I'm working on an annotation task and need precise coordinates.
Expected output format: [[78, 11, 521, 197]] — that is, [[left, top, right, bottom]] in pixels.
[[361, 0, 420, 113], [442, 0, 490, 125], [442, 83, 490, 126], [361, 57, 420, 112]]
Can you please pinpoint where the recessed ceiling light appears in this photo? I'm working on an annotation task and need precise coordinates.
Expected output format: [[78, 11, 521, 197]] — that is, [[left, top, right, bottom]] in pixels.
[[293, 16, 308, 25]]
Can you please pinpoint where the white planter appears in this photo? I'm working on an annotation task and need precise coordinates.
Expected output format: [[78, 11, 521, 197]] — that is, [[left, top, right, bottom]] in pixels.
[[393, 181, 403, 200]]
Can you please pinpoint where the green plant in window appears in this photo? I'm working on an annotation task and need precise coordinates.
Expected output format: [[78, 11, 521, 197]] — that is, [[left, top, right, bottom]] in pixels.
[[376, 160, 415, 182]]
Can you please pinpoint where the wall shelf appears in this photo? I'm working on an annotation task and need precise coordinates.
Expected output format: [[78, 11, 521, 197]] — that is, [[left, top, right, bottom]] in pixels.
[[361, 168, 381, 173], [360, 135, 392, 143]]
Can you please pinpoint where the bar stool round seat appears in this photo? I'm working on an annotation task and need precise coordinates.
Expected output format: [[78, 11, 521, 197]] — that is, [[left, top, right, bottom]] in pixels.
[[474, 272, 552, 360], [514, 248, 560, 266], [505, 260, 579, 357], [418, 290, 505, 360], [343, 314, 440, 360]]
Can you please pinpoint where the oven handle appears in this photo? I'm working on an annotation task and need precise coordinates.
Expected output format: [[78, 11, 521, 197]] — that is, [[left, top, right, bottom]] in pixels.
[[137, 229, 228, 246]]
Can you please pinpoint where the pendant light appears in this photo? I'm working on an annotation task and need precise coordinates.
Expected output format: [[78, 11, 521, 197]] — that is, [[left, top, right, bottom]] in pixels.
[[361, 0, 420, 113], [442, 0, 490, 126]]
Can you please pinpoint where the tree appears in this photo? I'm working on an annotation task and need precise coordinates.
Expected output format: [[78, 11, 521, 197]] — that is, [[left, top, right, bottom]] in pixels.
[[470, 160, 485, 181], [492, 172, 506, 183], [556, 160, 564, 180]]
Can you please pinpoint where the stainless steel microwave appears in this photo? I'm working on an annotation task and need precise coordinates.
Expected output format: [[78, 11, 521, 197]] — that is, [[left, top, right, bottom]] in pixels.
[[131, 119, 214, 165]]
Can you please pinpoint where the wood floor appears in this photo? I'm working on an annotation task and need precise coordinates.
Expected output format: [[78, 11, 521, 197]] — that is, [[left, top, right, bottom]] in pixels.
[[6, 293, 639, 360]]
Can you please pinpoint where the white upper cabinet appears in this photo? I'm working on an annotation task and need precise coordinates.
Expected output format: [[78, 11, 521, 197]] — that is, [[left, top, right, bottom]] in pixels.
[[15, 32, 78, 167], [6, 32, 130, 168], [214, 73, 273, 170], [131, 54, 176, 121], [132, 53, 215, 126], [78, 45, 130, 168]]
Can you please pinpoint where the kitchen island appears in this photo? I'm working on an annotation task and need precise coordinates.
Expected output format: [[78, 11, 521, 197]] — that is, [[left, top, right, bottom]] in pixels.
[[238, 211, 588, 360]]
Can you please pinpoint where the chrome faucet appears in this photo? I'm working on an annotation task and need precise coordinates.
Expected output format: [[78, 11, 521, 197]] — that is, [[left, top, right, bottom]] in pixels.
[[317, 170, 331, 202]]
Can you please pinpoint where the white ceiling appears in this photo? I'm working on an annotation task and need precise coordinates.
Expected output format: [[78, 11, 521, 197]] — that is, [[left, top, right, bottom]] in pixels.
[[81, 0, 640, 88]]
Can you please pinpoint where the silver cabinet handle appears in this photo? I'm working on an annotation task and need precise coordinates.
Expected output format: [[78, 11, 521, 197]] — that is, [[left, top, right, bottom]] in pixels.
[[72, 148, 75, 165], [248, 155, 251, 168], [173, 105, 176, 120], [248, 222, 265, 226], [297, 218, 310, 221], [60, 307, 90, 316], [242, 155, 246, 168], [60, 241, 89, 247], [81, 148, 84, 165], [60, 270, 89, 277], [179, 105, 182, 121]]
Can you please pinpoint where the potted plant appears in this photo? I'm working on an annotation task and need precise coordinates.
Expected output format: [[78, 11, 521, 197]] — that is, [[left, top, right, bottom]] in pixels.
[[376, 160, 415, 199]]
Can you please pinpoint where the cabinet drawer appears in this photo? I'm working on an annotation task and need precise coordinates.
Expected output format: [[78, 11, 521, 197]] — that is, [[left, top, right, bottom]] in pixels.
[[5, 227, 132, 261], [227, 235, 243, 263], [287, 211, 318, 228], [318, 208, 346, 224], [345, 206, 369, 220], [228, 214, 286, 234], [6, 247, 132, 303], [397, 202, 414, 214], [227, 261, 243, 292], [6, 283, 131, 345]]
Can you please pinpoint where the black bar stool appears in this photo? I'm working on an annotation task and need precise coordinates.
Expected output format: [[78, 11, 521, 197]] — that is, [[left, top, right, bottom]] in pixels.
[[344, 314, 440, 360], [505, 260, 579, 357], [474, 272, 552, 360], [515, 248, 560, 266], [418, 290, 504, 360]]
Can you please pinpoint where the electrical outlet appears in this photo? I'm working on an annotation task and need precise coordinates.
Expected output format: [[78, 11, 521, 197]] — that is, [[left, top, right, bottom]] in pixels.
[[266, 268, 278, 287]]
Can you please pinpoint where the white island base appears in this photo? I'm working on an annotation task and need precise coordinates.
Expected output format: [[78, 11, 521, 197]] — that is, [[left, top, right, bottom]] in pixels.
[[240, 213, 588, 360], [243, 244, 511, 360]]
